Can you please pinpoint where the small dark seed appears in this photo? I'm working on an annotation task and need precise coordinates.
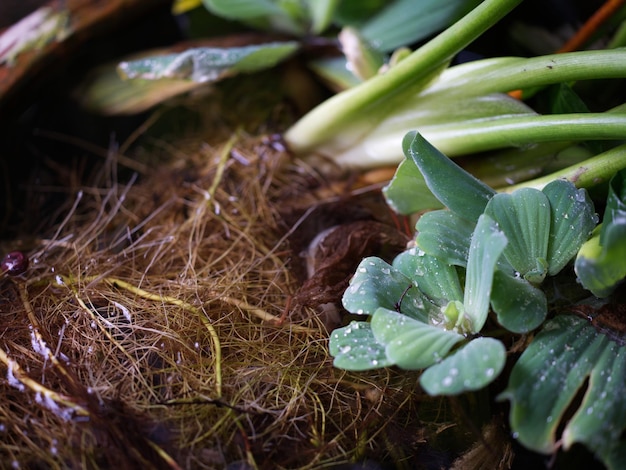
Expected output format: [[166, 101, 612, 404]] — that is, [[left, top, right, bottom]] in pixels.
[[1, 251, 29, 276]]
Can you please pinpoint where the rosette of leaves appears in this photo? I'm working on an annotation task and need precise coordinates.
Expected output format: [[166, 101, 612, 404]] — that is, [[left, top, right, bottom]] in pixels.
[[329, 132, 597, 396], [329, 213, 508, 396], [391, 132, 597, 333]]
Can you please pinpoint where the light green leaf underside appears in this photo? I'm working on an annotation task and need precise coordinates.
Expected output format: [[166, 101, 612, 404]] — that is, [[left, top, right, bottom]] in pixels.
[[118, 42, 299, 82]]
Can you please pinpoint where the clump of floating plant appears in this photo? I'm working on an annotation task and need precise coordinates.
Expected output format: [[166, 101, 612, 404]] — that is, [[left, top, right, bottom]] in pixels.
[[331, 132, 626, 467], [329, 131, 597, 395]]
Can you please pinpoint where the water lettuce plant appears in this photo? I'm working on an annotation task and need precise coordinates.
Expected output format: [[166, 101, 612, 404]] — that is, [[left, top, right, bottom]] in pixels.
[[329, 131, 596, 384], [330, 132, 626, 468]]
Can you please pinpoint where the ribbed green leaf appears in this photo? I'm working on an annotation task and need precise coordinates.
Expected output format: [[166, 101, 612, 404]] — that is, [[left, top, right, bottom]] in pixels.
[[500, 315, 626, 469], [415, 210, 475, 266], [342, 257, 431, 322], [393, 247, 463, 305], [463, 214, 507, 333], [484, 189, 550, 284], [490, 269, 547, 333], [542, 179, 596, 276], [371, 308, 464, 370], [329, 321, 392, 370], [420, 337, 505, 395]]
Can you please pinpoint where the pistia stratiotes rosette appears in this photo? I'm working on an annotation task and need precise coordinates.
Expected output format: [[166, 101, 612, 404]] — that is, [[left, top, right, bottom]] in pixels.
[[329, 132, 597, 396]]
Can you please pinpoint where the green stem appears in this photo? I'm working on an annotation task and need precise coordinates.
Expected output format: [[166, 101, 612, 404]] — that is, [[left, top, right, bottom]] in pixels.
[[285, 0, 523, 153], [425, 113, 626, 155], [424, 49, 626, 99], [504, 143, 626, 191]]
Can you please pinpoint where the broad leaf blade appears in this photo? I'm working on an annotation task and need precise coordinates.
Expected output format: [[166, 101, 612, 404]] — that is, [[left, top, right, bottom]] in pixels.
[[393, 247, 463, 305], [358, 0, 477, 53], [403, 132, 496, 221], [415, 210, 475, 266], [499, 315, 626, 461], [420, 337, 506, 395], [329, 321, 392, 370], [383, 158, 443, 215], [342, 257, 430, 322], [490, 269, 547, 333], [118, 42, 299, 82], [371, 308, 464, 370], [562, 341, 626, 467], [464, 214, 507, 333], [542, 179, 596, 276], [201, 0, 303, 34], [575, 169, 626, 297], [484, 189, 550, 283]]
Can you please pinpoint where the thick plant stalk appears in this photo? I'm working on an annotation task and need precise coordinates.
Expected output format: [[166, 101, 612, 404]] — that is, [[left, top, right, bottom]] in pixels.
[[284, 0, 523, 154]]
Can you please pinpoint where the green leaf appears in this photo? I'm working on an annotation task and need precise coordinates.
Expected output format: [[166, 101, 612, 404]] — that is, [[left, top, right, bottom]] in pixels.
[[338, 27, 385, 80], [463, 214, 507, 333], [403, 132, 496, 221], [202, 0, 304, 34], [420, 337, 506, 395], [575, 169, 626, 297], [305, 0, 339, 34], [415, 210, 475, 266], [393, 247, 463, 305], [484, 189, 550, 284], [358, 0, 478, 53], [342, 257, 432, 322], [382, 158, 443, 215], [500, 315, 626, 469], [548, 82, 591, 115], [117, 42, 299, 82], [371, 308, 464, 370], [542, 179, 596, 276], [490, 269, 547, 333], [329, 321, 392, 370]]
